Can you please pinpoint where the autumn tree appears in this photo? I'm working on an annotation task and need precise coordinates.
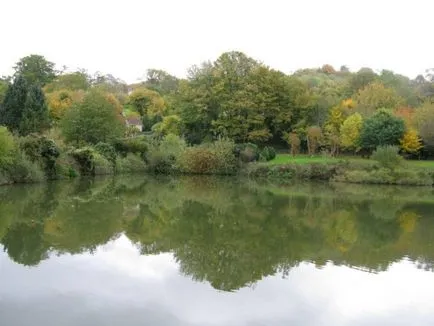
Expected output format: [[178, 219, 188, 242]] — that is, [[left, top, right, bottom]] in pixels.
[[306, 126, 322, 155], [283, 132, 301, 156], [349, 68, 377, 93], [340, 113, 363, 152], [14, 55, 56, 86], [400, 129, 422, 154], [359, 109, 405, 151], [61, 90, 124, 145], [46, 90, 85, 120], [355, 82, 404, 116], [415, 102, 434, 153]]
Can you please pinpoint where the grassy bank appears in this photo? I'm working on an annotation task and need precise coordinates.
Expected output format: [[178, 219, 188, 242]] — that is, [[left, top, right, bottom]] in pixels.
[[245, 153, 434, 186]]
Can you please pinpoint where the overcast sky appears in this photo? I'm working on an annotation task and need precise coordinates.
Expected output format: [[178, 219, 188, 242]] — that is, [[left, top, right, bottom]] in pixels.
[[0, 0, 432, 83]]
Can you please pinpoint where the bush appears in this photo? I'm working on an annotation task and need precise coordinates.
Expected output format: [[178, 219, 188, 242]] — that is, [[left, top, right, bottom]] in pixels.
[[116, 153, 147, 174], [19, 134, 60, 179], [69, 147, 95, 175], [371, 145, 403, 170], [113, 136, 148, 159], [94, 142, 117, 167], [260, 146, 276, 161], [236, 143, 260, 163], [55, 152, 80, 178], [178, 139, 238, 175], [146, 134, 186, 174], [93, 153, 114, 175], [0, 126, 16, 166], [6, 151, 45, 183]]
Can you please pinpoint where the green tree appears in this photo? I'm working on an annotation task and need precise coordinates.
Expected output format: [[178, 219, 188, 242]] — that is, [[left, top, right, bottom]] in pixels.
[[0, 126, 16, 165], [0, 75, 28, 131], [44, 71, 90, 92], [144, 69, 179, 95], [349, 68, 377, 93], [355, 81, 404, 116], [14, 54, 56, 86], [19, 85, 50, 135], [61, 90, 124, 145], [340, 113, 363, 151], [415, 102, 434, 153], [359, 109, 405, 150], [0, 79, 8, 105]]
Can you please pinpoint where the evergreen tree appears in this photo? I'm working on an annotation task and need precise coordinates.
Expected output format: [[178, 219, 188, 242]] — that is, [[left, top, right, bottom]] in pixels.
[[20, 85, 50, 135], [0, 75, 28, 131]]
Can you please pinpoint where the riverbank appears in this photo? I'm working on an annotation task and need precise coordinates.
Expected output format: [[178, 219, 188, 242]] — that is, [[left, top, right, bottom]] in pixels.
[[245, 154, 434, 186]]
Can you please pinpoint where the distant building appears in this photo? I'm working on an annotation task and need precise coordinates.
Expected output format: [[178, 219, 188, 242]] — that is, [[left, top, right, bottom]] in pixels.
[[125, 117, 143, 132]]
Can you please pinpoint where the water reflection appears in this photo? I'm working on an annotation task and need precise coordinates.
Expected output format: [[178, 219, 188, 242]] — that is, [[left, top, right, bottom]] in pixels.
[[1, 176, 434, 290]]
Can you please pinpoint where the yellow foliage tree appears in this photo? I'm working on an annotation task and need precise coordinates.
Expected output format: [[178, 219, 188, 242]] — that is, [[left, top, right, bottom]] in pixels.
[[340, 113, 363, 151], [400, 128, 423, 153], [46, 90, 85, 120]]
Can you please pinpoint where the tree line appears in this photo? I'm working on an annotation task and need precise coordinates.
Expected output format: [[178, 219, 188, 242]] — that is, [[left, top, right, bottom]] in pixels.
[[0, 52, 433, 157]]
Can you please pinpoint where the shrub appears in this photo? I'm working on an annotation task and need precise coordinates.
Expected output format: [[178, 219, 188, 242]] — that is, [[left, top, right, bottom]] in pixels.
[[69, 147, 96, 175], [0, 126, 16, 166], [19, 134, 60, 179], [113, 136, 148, 159], [94, 142, 117, 167], [178, 146, 218, 174], [371, 145, 403, 170], [93, 153, 114, 175], [6, 151, 45, 183], [260, 146, 276, 161], [177, 139, 238, 175], [55, 152, 80, 178], [116, 153, 147, 174], [236, 143, 260, 163]]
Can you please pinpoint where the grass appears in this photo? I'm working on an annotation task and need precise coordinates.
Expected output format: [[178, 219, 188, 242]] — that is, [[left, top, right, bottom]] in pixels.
[[267, 154, 434, 170]]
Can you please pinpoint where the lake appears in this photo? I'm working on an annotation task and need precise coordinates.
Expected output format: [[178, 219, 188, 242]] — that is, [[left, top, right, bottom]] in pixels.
[[1, 176, 434, 325]]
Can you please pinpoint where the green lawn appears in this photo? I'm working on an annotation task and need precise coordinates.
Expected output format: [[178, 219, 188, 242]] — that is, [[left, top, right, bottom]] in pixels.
[[268, 154, 434, 169]]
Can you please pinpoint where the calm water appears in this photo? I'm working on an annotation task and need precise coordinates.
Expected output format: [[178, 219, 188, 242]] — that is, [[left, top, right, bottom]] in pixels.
[[1, 176, 434, 325]]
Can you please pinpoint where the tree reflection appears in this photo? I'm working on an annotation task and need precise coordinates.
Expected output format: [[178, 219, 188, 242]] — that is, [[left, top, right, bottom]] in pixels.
[[1, 176, 434, 291]]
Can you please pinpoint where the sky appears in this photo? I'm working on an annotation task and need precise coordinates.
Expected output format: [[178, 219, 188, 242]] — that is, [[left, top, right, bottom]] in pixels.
[[0, 0, 432, 83], [2, 235, 434, 325]]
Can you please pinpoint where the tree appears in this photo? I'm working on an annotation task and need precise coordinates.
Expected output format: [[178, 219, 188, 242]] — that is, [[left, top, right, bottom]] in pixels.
[[0, 75, 28, 131], [144, 69, 179, 95], [0, 79, 8, 105], [340, 113, 363, 151], [14, 54, 56, 86], [349, 68, 377, 93], [415, 102, 434, 153], [61, 90, 124, 145], [355, 81, 404, 116], [359, 109, 406, 150], [128, 88, 165, 117], [46, 89, 85, 120], [306, 126, 322, 155], [0, 126, 16, 165], [400, 129, 422, 154], [44, 71, 90, 92], [19, 85, 50, 135]]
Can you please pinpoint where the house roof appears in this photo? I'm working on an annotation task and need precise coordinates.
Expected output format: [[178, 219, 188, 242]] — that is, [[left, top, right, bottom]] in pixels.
[[126, 117, 143, 126]]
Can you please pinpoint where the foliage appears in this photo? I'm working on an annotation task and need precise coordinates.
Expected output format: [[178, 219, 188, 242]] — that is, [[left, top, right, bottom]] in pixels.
[[340, 113, 363, 151], [61, 90, 124, 145], [400, 129, 423, 154], [359, 109, 406, 150], [94, 142, 117, 167], [415, 102, 434, 152], [44, 72, 90, 92], [371, 145, 403, 170], [260, 146, 276, 162], [355, 82, 404, 116], [19, 84, 50, 135], [152, 114, 182, 136], [236, 143, 260, 163], [46, 89, 84, 120], [116, 153, 147, 174], [13, 54, 56, 86], [5, 151, 45, 183], [306, 126, 322, 155], [177, 139, 238, 175], [0, 75, 28, 132], [128, 87, 166, 117], [0, 126, 16, 166], [113, 136, 148, 159], [19, 134, 60, 179], [283, 132, 301, 156]]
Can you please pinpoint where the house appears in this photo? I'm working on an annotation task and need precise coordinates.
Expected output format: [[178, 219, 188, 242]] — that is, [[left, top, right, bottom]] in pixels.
[[125, 117, 143, 132]]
